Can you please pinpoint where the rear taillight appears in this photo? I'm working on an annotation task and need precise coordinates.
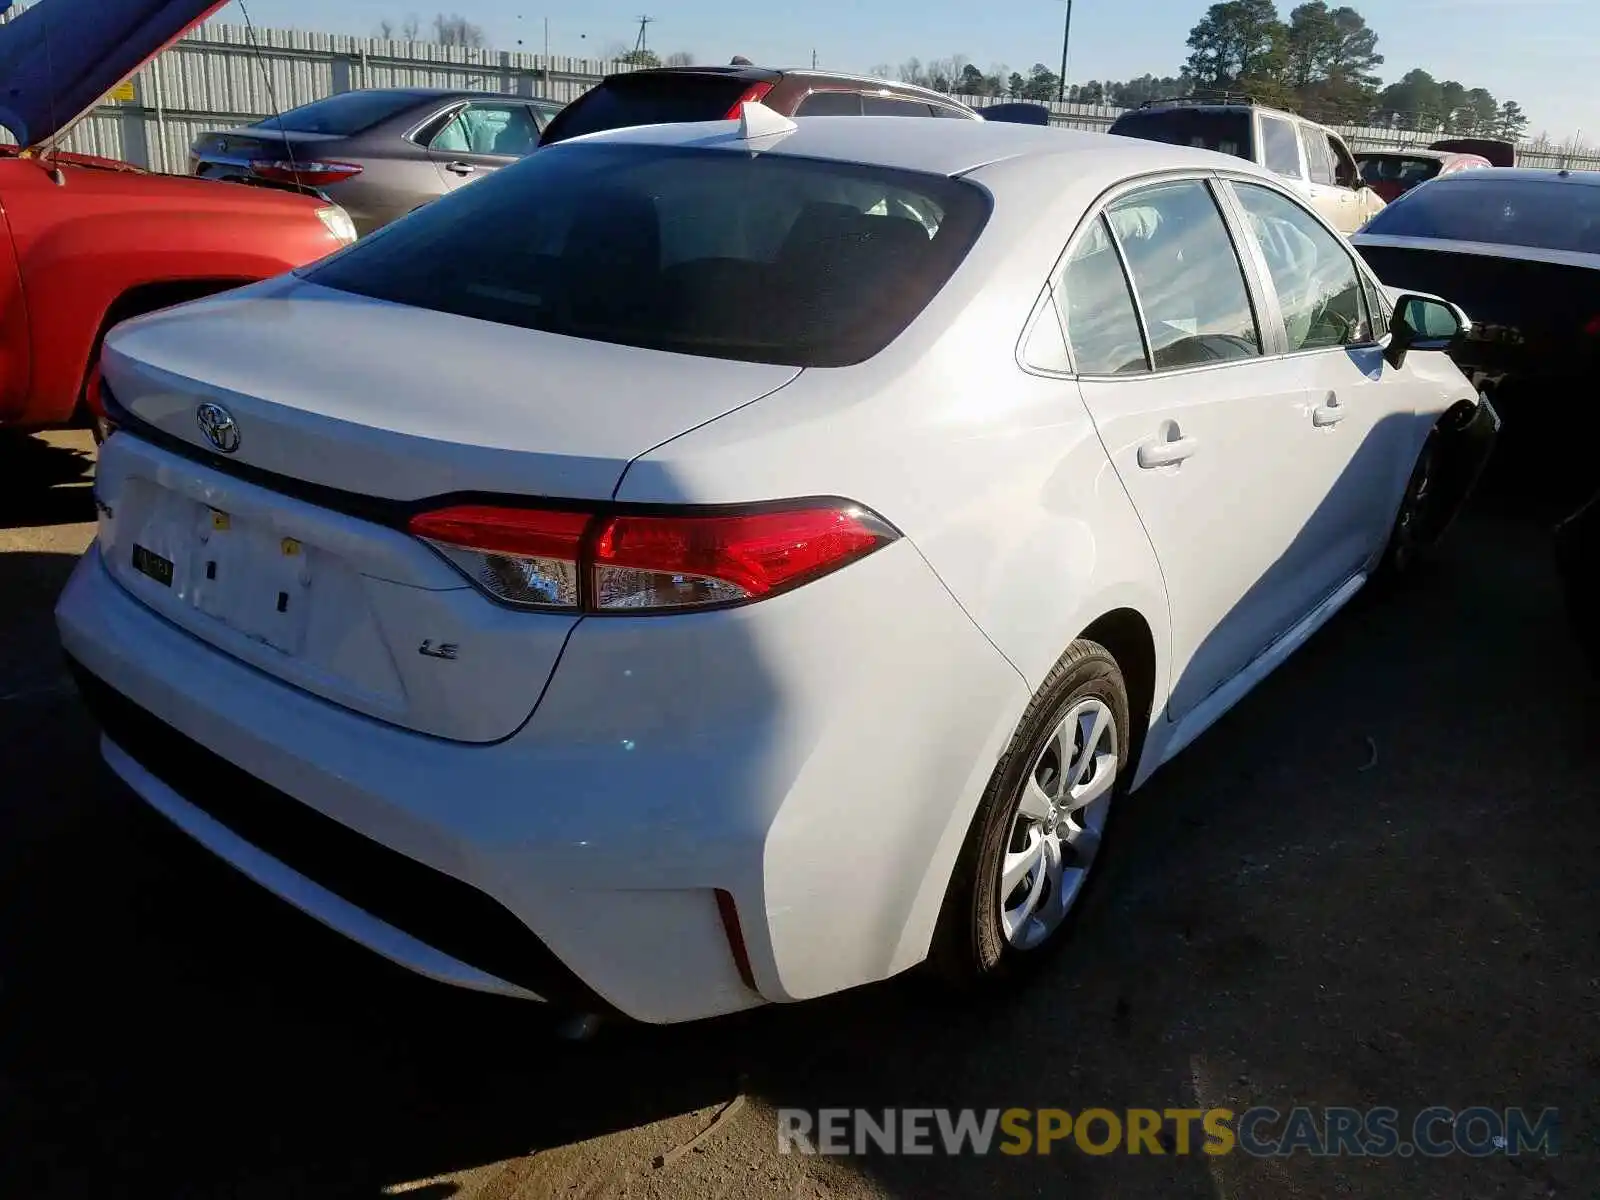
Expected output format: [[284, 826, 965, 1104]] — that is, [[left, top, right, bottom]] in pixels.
[[1584, 314, 1600, 338], [249, 159, 365, 186], [408, 501, 897, 614], [721, 81, 775, 119]]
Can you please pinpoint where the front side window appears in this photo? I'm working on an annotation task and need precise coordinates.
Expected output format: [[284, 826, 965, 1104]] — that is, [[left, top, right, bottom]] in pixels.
[[1260, 115, 1303, 179], [1106, 180, 1261, 370], [1054, 216, 1148, 375], [306, 143, 990, 368], [1233, 182, 1371, 351]]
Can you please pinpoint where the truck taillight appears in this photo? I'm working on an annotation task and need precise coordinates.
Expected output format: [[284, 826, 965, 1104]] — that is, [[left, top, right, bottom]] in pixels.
[[408, 501, 898, 613]]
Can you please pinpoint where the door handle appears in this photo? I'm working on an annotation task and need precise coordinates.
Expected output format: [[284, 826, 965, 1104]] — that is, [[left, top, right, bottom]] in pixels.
[[445, 160, 476, 176], [1136, 430, 1199, 468], [1312, 394, 1347, 427]]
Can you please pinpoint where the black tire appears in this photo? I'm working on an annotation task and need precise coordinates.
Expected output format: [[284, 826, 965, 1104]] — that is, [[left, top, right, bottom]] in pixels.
[[930, 639, 1129, 989], [1376, 436, 1438, 581]]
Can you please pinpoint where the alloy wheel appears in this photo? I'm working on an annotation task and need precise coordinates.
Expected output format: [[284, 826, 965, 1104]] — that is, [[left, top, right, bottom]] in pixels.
[[997, 697, 1118, 950]]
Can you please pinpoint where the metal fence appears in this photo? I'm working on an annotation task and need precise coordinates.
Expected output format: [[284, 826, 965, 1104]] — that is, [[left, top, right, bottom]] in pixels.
[[5, 11, 1599, 172]]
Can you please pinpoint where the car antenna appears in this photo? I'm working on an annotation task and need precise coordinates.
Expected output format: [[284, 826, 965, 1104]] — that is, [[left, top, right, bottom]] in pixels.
[[28, 0, 66, 185], [236, 0, 301, 187]]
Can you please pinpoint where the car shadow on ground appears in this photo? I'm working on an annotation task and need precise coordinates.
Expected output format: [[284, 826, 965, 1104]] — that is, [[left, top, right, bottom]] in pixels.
[[2, 490, 1597, 1198], [0, 433, 96, 529]]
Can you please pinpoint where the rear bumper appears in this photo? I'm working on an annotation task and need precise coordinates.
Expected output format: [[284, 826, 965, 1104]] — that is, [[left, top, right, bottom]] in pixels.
[[57, 538, 1028, 1024]]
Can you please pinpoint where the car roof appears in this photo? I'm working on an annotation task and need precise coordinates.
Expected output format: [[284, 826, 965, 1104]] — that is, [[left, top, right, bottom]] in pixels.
[[1132, 96, 1300, 122], [1355, 148, 1452, 161], [1429, 166, 1600, 186], [598, 65, 971, 109], [559, 112, 1265, 180]]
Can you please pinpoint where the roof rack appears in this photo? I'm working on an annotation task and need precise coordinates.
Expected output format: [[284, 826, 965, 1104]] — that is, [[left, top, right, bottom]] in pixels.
[[1140, 92, 1257, 109]]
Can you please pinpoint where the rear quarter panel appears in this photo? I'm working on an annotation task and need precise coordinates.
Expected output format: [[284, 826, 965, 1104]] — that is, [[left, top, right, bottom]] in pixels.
[[612, 156, 1174, 977], [0, 162, 342, 427]]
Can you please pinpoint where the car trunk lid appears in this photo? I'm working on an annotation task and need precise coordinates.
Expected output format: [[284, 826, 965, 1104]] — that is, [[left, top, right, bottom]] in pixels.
[[96, 275, 801, 741]]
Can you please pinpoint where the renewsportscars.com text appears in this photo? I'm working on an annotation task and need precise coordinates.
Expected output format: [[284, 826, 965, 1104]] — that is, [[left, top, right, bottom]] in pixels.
[[776, 1106, 1560, 1158]]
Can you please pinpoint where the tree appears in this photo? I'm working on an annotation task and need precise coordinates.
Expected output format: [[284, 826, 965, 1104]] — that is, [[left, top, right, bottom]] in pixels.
[[1106, 74, 1193, 106], [1496, 100, 1528, 141], [1375, 68, 1444, 128], [955, 64, 989, 95], [1008, 71, 1027, 97], [431, 13, 485, 48], [1464, 87, 1498, 133], [664, 51, 694, 67], [376, 18, 394, 37], [618, 48, 661, 68], [1184, 0, 1288, 94], [1020, 63, 1061, 101]]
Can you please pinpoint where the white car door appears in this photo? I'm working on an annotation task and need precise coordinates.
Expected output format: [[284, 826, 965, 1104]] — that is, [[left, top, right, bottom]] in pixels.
[[1059, 176, 1343, 721], [1224, 179, 1416, 585]]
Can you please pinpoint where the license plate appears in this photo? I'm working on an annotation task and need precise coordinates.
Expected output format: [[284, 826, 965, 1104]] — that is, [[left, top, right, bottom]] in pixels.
[[131, 544, 174, 587]]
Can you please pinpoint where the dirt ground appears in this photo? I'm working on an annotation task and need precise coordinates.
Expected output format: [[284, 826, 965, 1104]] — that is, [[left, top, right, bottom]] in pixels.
[[2, 430, 1596, 1199]]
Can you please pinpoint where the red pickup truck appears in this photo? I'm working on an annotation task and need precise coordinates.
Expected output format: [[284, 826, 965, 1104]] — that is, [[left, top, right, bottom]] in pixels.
[[0, 0, 356, 433]]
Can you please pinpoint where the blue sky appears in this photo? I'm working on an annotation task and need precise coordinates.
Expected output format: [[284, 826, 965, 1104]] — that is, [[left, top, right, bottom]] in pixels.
[[218, 0, 1600, 140]]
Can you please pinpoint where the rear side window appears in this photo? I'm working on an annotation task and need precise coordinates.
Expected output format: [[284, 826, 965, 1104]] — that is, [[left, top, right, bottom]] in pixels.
[[1105, 179, 1261, 370], [306, 143, 991, 368], [863, 95, 937, 117], [251, 90, 423, 136], [539, 76, 757, 145], [1055, 217, 1148, 374], [796, 91, 863, 116], [1106, 109, 1252, 161], [1260, 116, 1303, 178], [1359, 155, 1442, 187], [1304, 133, 1335, 185], [1362, 178, 1600, 253]]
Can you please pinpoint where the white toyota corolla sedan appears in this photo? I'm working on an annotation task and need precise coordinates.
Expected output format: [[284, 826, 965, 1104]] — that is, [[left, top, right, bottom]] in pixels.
[[58, 108, 1498, 1026]]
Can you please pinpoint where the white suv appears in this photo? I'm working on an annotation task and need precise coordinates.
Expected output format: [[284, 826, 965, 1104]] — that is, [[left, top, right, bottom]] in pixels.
[[1109, 96, 1386, 233]]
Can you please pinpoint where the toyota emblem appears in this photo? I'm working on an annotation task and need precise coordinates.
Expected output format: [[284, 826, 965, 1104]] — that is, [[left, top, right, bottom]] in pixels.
[[196, 402, 241, 454]]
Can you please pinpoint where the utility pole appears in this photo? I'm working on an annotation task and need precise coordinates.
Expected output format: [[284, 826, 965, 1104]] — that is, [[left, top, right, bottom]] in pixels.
[[812, 48, 818, 69], [633, 14, 654, 55], [1057, 0, 1073, 104]]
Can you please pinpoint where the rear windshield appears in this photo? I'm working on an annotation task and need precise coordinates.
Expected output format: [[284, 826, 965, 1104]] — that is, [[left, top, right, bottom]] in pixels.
[[539, 76, 757, 145], [251, 90, 422, 135], [1358, 155, 1442, 187], [1108, 109, 1253, 161], [305, 143, 991, 367], [1362, 177, 1600, 254]]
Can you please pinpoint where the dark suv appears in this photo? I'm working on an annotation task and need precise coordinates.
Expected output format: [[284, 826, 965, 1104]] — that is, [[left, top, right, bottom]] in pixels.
[[538, 65, 985, 145]]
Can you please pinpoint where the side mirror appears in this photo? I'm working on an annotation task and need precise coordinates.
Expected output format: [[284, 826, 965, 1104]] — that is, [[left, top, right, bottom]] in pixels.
[[1385, 293, 1469, 369]]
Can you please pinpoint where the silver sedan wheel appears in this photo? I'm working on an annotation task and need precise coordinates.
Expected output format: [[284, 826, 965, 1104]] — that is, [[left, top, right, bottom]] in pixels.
[[997, 697, 1118, 950]]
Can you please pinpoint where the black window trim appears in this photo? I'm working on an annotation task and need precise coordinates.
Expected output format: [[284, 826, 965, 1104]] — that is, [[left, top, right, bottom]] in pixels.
[[405, 99, 470, 147], [1029, 167, 1401, 380], [1217, 173, 1386, 359]]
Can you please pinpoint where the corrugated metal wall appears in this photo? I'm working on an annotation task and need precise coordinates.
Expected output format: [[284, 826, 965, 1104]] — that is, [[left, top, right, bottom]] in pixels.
[[4, 10, 1598, 171]]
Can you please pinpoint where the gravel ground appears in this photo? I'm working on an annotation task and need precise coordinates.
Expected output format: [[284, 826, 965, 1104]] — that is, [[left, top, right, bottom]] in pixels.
[[2, 430, 1595, 1199]]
